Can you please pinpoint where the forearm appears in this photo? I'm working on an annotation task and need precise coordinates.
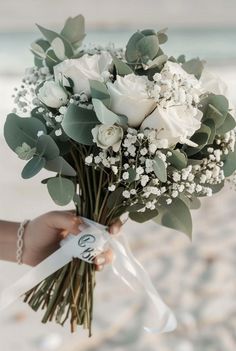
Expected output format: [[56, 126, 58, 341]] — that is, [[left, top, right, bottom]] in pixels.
[[0, 221, 19, 262]]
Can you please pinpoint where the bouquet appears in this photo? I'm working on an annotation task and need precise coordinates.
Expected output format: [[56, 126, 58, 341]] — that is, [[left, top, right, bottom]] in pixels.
[[3, 14, 236, 335]]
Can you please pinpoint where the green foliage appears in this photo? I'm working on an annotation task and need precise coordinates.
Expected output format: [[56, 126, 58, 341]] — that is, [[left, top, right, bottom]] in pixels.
[[129, 209, 158, 223], [107, 187, 124, 209], [154, 197, 192, 238], [89, 80, 111, 108], [157, 28, 168, 44], [182, 58, 204, 79], [47, 176, 75, 206], [21, 156, 46, 179], [184, 124, 211, 156], [62, 104, 99, 145], [112, 56, 133, 76], [200, 94, 229, 129], [153, 156, 167, 182], [125, 29, 159, 64], [36, 24, 74, 59], [216, 113, 236, 135], [45, 156, 76, 176], [92, 99, 128, 126], [223, 148, 236, 177], [4, 114, 47, 151], [168, 149, 187, 170], [61, 15, 86, 49], [36, 135, 60, 160]]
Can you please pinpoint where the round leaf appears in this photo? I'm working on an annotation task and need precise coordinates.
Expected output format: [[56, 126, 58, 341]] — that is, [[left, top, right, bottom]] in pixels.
[[47, 177, 75, 206], [21, 156, 46, 179]]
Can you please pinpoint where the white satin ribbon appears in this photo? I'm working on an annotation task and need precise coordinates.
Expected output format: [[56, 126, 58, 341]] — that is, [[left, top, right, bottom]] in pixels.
[[0, 217, 177, 333]]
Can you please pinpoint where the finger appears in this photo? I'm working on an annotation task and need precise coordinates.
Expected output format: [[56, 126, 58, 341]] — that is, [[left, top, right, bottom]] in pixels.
[[109, 218, 123, 235], [94, 249, 113, 267], [46, 211, 83, 235]]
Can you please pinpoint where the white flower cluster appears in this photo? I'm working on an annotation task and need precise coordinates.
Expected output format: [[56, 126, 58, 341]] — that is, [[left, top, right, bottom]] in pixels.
[[12, 67, 51, 115], [151, 61, 201, 109]]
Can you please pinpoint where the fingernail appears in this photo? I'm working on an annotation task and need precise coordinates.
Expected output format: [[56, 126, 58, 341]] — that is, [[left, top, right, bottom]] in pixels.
[[96, 256, 106, 265]]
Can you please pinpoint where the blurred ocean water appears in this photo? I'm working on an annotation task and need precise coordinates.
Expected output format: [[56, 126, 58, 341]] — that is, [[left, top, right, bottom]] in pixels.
[[0, 27, 236, 75]]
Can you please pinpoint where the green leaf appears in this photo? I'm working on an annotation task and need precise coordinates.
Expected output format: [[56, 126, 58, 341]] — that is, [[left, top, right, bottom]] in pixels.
[[36, 135, 60, 160], [216, 113, 236, 134], [200, 94, 229, 128], [203, 119, 216, 144], [126, 203, 145, 212], [45, 156, 76, 176], [136, 35, 159, 61], [47, 176, 75, 206], [154, 197, 192, 239], [4, 114, 47, 151], [127, 168, 136, 182], [61, 15, 86, 48], [208, 181, 225, 194], [168, 149, 187, 170], [21, 156, 46, 179], [182, 58, 204, 79], [36, 24, 74, 58], [62, 104, 99, 145], [89, 80, 111, 108], [51, 37, 66, 60], [184, 124, 211, 156], [223, 148, 236, 177], [153, 156, 167, 182], [107, 187, 124, 209], [92, 99, 128, 126], [129, 209, 158, 223], [145, 54, 168, 69], [157, 28, 168, 44], [112, 56, 133, 76], [125, 31, 144, 62], [179, 193, 201, 210]]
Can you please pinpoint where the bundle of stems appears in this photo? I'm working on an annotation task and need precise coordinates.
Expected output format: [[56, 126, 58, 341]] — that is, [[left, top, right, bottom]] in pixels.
[[24, 143, 119, 336]]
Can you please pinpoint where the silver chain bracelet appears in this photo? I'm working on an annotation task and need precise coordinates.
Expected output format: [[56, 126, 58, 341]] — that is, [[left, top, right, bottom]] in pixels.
[[16, 220, 29, 265]]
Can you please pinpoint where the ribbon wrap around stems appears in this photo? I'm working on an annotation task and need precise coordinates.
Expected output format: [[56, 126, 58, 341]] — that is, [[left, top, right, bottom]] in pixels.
[[0, 217, 177, 333]]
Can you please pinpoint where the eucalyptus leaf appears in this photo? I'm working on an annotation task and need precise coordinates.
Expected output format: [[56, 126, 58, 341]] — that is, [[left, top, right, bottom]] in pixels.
[[89, 80, 111, 108], [112, 55, 133, 76], [153, 156, 167, 182], [216, 113, 236, 134], [62, 104, 99, 145], [45, 156, 76, 176], [21, 156, 46, 179], [51, 37, 66, 60], [182, 58, 204, 79], [47, 176, 75, 206], [129, 209, 158, 223], [107, 187, 124, 209], [203, 119, 216, 144], [223, 148, 236, 177], [168, 149, 187, 170], [125, 31, 144, 62], [36, 135, 60, 160], [4, 114, 47, 151], [184, 124, 211, 156], [92, 99, 128, 126], [154, 197, 192, 239], [36, 24, 74, 58], [136, 35, 159, 61], [61, 15, 86, 48]]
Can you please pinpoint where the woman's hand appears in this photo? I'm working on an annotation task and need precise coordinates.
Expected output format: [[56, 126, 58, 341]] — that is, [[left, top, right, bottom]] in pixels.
[[23, 211, 122, 269]]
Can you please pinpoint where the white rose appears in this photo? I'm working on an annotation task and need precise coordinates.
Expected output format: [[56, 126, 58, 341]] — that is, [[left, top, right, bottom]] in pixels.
[[92, 124, 123, 152], [54, 51, 112, 96], [141, 105, 203, 147], [200, 69, 235, 117], [107, 74, 156, 128], [38, 81, 68, 108]]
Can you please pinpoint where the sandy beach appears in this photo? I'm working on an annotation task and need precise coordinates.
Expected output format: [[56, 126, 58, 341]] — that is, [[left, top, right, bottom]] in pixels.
[[0, 64, 236, 351]]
